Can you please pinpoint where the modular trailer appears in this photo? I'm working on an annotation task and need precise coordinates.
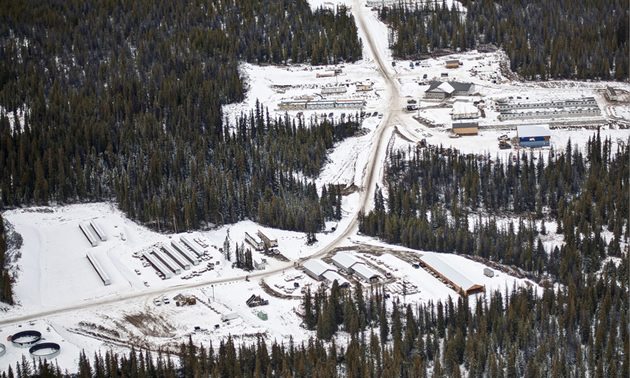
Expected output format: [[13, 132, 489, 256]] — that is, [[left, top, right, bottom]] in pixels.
[[171, 241, 200, 265], [180, 236, 205, 257], [79, 223, 99, 247], [89, 220, 107, 241], [151, 248, 181, 275], [142, 251, 173, 279], [86, 251, 112, 285], [161, 244, 191, 270]]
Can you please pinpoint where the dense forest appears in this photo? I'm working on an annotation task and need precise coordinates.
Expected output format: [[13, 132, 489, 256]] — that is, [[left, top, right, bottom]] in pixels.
[[0, 0, 362, 233], [360, 135, 628, 283], [5, 268, 627, 377], [379, 0, 629, 80]]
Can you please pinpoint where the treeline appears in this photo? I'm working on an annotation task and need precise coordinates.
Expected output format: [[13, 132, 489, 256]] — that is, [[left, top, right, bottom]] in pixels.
[[2, 105, 354, 233], [6, 268, 627, 377], [0, 0, 362, 232], [379, 0, 629, 80], [0, 214, 13, 304], [360, 135, 629, 282]]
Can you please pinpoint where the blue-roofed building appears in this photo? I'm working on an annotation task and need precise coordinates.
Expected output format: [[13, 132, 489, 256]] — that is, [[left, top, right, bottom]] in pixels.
[[517, 125, 551, 148]]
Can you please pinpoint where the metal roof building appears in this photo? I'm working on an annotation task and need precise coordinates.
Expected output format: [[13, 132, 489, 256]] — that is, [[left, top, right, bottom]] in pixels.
[[517, 124, 551, 148], [331, 252, 380, 282], [303, 259, 336, 280], [351, 263, 380, 282], [322, 271, 350, 288], [419, 254, 485, 296], [331, 252, 360, 271]]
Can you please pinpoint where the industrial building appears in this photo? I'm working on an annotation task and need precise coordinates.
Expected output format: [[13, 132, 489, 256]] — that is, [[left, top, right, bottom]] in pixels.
[[302, 259, 349, 287], [331, 252, 380, 283], [451, 121, 479, 136], [419, 254, 485, 296], [517, 125, 551, 148], [424, 81, 474, 100]]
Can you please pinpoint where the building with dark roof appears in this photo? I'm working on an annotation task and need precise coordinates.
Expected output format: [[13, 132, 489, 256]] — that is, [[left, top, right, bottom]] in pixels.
[[425, 81, 474, 100]]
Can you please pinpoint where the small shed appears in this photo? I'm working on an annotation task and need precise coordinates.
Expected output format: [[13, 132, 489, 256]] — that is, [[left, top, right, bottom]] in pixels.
[[445, 59, 461, 69], [483, 267, 495, 277], [517, 125, 551, 148]]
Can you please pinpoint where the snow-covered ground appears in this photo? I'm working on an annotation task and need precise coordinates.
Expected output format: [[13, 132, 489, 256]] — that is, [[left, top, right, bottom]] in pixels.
[[0, 0, 628, 373]]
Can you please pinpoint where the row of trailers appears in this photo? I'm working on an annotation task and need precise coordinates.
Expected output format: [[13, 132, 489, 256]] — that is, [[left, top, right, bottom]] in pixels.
[[142, 237, 205, 280]]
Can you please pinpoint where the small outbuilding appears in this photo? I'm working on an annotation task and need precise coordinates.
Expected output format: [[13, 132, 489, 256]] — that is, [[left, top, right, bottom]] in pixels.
[[445, 59, 461, 69], [517, 125, 551, 148]]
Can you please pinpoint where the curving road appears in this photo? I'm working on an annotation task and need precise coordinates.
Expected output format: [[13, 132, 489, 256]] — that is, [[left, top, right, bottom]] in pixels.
[[0, 1, 404, 327]]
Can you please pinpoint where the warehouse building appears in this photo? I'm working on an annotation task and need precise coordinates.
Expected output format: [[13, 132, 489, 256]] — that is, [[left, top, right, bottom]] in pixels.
[[419, 254, 485, 296], [331, 252, 380, 283], [517, 125, 551, 148], [302, 259, 349, 287]]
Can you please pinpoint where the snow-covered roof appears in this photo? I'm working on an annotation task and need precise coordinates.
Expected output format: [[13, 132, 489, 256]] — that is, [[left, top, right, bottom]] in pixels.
[[331, 252, 360, 270], [303, 259, 335, 277], [426, 81, 473, 94], [437, 82, 455, 94], [351, 263, 380, 281], [420, 254, 478, 291], [517, 124, 551, 138], [322, 271, 350, 287], [452, 101, 479, 115]]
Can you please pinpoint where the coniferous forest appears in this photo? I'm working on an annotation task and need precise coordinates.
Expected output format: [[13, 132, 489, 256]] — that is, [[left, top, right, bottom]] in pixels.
[[379, 0, 629, 80], [0, 0, 362, 233]]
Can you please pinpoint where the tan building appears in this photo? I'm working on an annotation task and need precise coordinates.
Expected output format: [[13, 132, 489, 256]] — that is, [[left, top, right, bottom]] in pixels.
[[451, 121, 479, 136]]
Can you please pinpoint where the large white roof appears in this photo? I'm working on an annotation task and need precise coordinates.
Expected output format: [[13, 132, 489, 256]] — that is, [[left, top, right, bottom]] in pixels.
[[452, 100, 479, 115], [331, 252, 360, 270], [517, 124, 551, 138], [303, 259, 335, 277], [351, 263, 379, 281], [322, 271, 349, 286], [437, 82, 455, 94], [420, 254, 478, 291]]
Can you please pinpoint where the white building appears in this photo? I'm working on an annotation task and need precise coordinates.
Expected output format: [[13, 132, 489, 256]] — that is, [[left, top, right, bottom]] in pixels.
[[331, 252, 380, 282], [451, 100, 480, 120]]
